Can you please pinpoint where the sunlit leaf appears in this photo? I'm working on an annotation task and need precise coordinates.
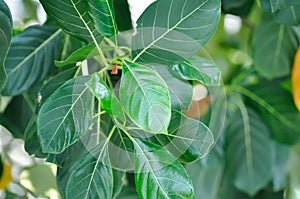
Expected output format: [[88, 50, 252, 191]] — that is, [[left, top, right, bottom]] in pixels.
[[0, 0, 12, 92], [120, 60, 171, 133], [134, 139, 194, 199]]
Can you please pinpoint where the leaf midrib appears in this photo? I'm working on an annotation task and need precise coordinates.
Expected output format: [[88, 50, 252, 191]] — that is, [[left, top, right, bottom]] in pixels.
[[132, 0, 208, 62]]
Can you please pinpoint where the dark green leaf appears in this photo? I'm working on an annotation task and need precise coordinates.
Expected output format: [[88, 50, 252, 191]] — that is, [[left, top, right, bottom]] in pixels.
[[226, 107, 272, 196], [252, 15, 298, 79], [40, 0, 102, 43], [222, 0, 254, 16], [245, 81, 300, 145], [112, 169, 125, 199], [259, 0, 300, 13], [0, 0, 12, 91], [37, 76, 93, 153], [112, 0, 132, 31], [170, 56, 221, 86], [66, 144, 113, 199], [274, 5, 300, 25], [88, 0, 117, 37], [154, 65, 193, 110], [156, 111, 214, 163], [55, 45, 95, 67], [2, 26, 61, 96], [134, 139, 194, 199], [120, 60, 171, 133], [131, 0, 221, 65], [86, 73, 125, 120]]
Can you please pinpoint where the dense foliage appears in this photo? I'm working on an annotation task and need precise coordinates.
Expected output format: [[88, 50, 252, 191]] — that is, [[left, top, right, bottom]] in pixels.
[[0, 0, 300, 198]]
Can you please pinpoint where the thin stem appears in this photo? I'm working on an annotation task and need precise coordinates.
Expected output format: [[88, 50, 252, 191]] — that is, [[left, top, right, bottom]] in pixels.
[[97, 100, 101, 144], [74, 64, 83, 77]]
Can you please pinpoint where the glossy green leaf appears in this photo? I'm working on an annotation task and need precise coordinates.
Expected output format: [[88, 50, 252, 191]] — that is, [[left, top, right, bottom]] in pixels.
[[134, 139, 194, 199], [170, 56, 221, 86], [112, 169, 125, 199], [0, 0, 12, 92], [131, 0, 221, 65], [154, 65, 193, 111], [244, 81, 300, 145], [112, 0, 132, 31], [88, 0, 117, 37], [37, 76, 93, 154], [55, 45, 95, 67], [226, 107, 272, 196], [2, 26, 61, 96], [156, 111, 214, 163], [252, 15, 298, 79], [186, 148, 224, 199], [259, 0, 300, 13], [86, 73, 125, 120], [66, 144, 113, 199], [40, 0, 102, 43], [120, 60, 171, 133], [274, 5, 300, 25]]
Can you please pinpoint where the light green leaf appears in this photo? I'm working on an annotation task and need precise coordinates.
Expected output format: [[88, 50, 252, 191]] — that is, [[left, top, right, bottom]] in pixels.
[[132, 0, 221, 65], [134, 139, 194, 199], [170, 56, 221, 86], [285, 147, 300, 199], [87, 73, 125, 120], [88, 0, 117, 37], [0, 0, 12, 92], [120, 60, 171, 133], [156, 111, 214, 163], [40, 0, 102, 43], [154, 65, 193, 110], [66, 144, 113, 199], [37, 76, 93, 154], [55, 45, 95, 67], [2, 26, 61, 96], [252, 15, 298, 79], [226, 106, 272, 196]]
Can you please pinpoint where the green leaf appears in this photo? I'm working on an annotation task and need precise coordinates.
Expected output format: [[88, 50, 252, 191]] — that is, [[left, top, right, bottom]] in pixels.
[[156, 111, 214, 163], [112, 0, 132, 31], [2, 26, 61, 96], [186, 148, 224, 199], [285, 147, 300, 199], [120, 60, 171, 133], [37, 76, 93, 154], [259, 0, 300, 13], [40, 0, 102, 43], [88, 0, 117, 37], [252, 15, 298, 79], [244, 81, 300, 145], [66, 144, 113, 199], [112, 169, 125, 199], [86, 73, 125, 120], [0, 0, 12, 92], [134, 139, 194, 199], [131, 0, 221, 65], [154, 65, 193, 110], [226, 107, 272, 196], [222, 0, 255, 16], [55, 45, 95, 67], [170, 56, 221, 86], [274, 5, 300, 25]]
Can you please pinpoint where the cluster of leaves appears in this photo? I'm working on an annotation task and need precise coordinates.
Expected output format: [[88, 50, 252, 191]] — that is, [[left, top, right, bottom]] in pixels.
[[1, 0, 300, 199], [0, 0, 223, 198]]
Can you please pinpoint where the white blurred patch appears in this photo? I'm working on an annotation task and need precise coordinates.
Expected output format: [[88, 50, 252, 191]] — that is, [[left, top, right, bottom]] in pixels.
[[193, 84, 208, 101], [224, 14, 242, 35], [127, 0, 156, 28]]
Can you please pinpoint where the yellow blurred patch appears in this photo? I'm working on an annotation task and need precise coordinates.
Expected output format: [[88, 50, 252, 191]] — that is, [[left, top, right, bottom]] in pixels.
[[292, 47, 300, 111], [0, 162, 13, 189]]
